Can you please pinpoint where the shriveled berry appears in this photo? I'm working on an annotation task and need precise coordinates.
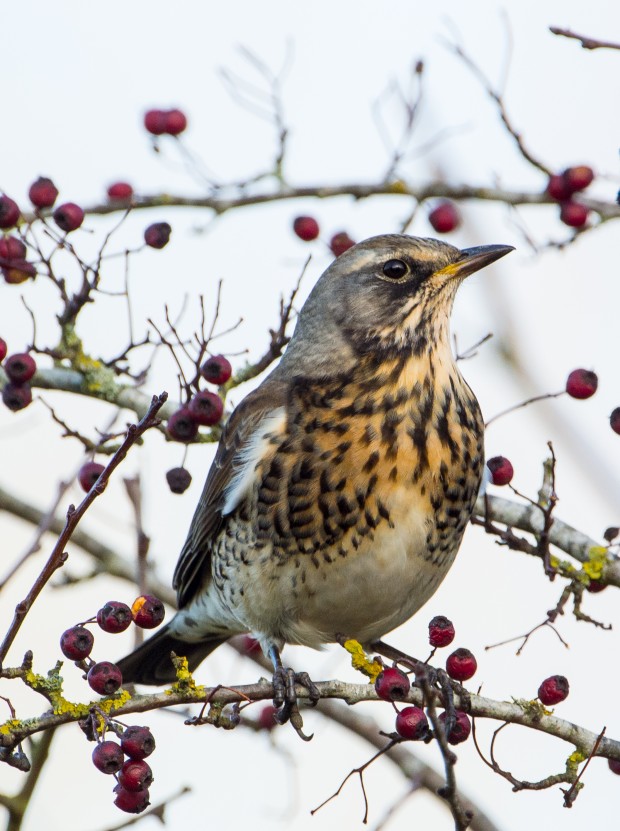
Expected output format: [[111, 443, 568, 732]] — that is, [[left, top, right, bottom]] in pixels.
[[87, 661, 123, 695], [395, 706, 429, 740], [257, 704, 278, 731], [0, 236, 26, 261], [610, 407, 620, 435], [113, 784, 150, 814], [92, 740, 124, 774], [428, 615, 455, 648], [118, 759, 153, 791], [439, 710, 471, 745], [446, 648, 477, 682], [164, 108, 187, 136], [107, 182, 134, 201], [60, 625, 94, 660], [563, 165, 594, 192], [144, 109, 168, 135], [560, 201, 588, 228], [374, 667, 410, 701], [293, 215, 320, 241], [166, 466, 192, 494], [0, 338, 6, 362], [132, 595, 165, 629], [0, 196, 20, 229], [547, 174, 573, 201], [167, 407, 198, 442], [2, 259, 36, 284], [97, 601, 133, 634], [188, 390, 224, 426], [429, 201, 460, 233], [200, 354, 232, 386], [608, 758, 620, 776], [2, 383, 32, 412], [28, 177, 59, 209], [486, 456, 514, 486], [538, 674, 569, 706], [144, 221, 171, 249], [53, 202, 84, 232], [329, 232, 355, 257], [565, 368, 598, 399], [78, 461, 105, 492], [4, 353, 36, 383], [121, 725, 156, 760]]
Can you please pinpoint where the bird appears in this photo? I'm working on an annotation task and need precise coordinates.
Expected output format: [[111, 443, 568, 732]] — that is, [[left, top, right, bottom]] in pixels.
[[118, 234, 513, 703]]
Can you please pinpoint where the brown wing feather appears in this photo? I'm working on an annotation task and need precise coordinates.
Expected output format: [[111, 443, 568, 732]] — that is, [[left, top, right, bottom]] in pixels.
[[173, 379, 287, 608]]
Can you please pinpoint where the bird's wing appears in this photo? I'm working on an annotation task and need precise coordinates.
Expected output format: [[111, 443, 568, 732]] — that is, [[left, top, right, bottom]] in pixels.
[[173, 379, 287, 608]]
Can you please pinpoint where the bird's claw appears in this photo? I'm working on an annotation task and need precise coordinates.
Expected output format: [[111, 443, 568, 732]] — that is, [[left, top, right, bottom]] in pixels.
[[271, 666, 319, 740]]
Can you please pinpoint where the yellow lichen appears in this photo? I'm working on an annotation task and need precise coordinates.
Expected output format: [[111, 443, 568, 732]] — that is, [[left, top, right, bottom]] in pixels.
[[583, 546, 609, 580], [165, 656, 205, 695], [566, 750, 586, 773], [343, 639, 383, 682]]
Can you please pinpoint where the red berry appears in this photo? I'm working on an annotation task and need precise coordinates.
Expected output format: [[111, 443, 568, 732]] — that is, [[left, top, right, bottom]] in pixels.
[[53, 202, 84, 233], [587, 580, 607, 594], [166, 466, 192, 494], [167, 407, 199, 442], [121, 726, 156, 760], [0, 338, 6, 362], [131, 595, 165, 629], [486, 456, 514, 486], [563, 165, 594, 192], [0, 196, 20, 229], [439, 710, 471, 745], [429, 201, 460, 233], [375, 667, 411, 701], [28, 177, 59, 209], [446, 648, 477, 682], [118, 759, 153, 792], [97, 601, 133, 634], [164, 108, 187, 136], [395, 706, 429, 740], [4, 353, 36, 383], [0, 236, 27, 261], [92, 741, 124, 774], [608, 758, 620, 776], [610, 408, 620, 435], [144, 109, 168, 135], [2, 260, 36, 284], [329, 232, 355, 257], [144, 221, 171, 249], [257, 704, 278, 731], [188, 390, 224, 426], [293, 216, 320, 241], [60, 625, 94, 660], [428, 615, 455, 648], [547, 174, 573, 201], [538, 674, 569, 706], [560, 201, 588, 228], [78, 461, 105, 492], [88, 661, 123, 696], [107, 182, 134, 201], [113, 784, 150, 814], [565, 368, 598, 399], [2, 383, 32, 412], [200, 355, 232, 386]]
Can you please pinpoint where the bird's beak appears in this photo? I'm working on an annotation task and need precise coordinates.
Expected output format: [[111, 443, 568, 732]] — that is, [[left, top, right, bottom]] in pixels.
[[434, 244, 515, 280]]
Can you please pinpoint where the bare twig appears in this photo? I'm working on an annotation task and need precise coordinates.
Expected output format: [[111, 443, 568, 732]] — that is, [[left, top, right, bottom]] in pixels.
[[549, 27, 620, 51]]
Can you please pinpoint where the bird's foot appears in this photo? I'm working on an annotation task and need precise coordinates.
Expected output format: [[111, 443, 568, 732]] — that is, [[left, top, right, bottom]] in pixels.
[[269, 648, 320, 741]]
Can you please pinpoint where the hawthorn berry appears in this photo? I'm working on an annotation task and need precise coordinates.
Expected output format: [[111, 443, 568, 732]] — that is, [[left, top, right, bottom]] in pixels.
[[538, 675, 569, 706], [486, 456, 514, 486], [293, 215, 320, 241], [60, 625, 94, 660], [610, 407, 620, 435], [428, 615, 455, 648], [167, 407, 198, 442], [547, 174, 572, 202], [565, 368, 598, 399], [2, 383, 32, 412], [329, 232, 355, 257], [200, 354, 232, 386], [428, 201, 460, 233], [87, 661, 123, 696], [0, 338, 6, 362], [446, 648, 477, 682], [0, 236, 26, 261], [97, 601, 133, 634], [28, 177, 59, 209], [188, 390, 224, 426], [4, 353, 36, 383], [118, 759, 154, 791], [164, 108, 187, 136], [143, 109, 168, 135], [113, 784, 150, 814], [560, 201, 589, 228], [0, 196, 20, 229], [121, 726, 156, 760], [3, 259, 36, 285], [563, 165, 594, 192], [608, 758, 620, 776], [144, 221, 171, 249], [92, 741, 124, 774], [395, 706, 429, 740], [53, 202, 84, 232], [439, 710, 471, 745], [586, 580, 607, 594], [131, 595, 165, 629], [166, 466, 192, 494], [257, 704, 278, 731], [78, 461, 105, 492], [374, 667, 410, 701], [107, 182, 134, 201]]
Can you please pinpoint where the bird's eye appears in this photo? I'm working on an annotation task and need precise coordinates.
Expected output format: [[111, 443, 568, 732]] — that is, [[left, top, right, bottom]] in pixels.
[[382, 259, 408, 280]]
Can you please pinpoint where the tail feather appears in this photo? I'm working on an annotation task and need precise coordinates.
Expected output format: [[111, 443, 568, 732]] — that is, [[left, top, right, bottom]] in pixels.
[[117, 624, 227, 685]]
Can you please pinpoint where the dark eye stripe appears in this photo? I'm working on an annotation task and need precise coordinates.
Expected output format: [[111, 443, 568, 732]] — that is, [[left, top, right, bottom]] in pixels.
[[383, 259, 408, 280]]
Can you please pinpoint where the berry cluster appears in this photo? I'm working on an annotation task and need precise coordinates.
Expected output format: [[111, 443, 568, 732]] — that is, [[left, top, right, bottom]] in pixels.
[[547, 165, 594, 228], [144, 108, 188, 137], [1, 345, 36, 412], [166, 356, 231, 444], [92, 724, 156, 814], [292, 215, 356, 257]]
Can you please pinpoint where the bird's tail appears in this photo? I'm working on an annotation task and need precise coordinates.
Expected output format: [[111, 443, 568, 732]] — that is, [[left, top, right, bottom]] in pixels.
[[116, 623, 227, 686]]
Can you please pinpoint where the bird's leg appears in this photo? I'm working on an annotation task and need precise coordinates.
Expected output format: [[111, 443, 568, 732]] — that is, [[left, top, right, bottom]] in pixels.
[[267, 644, 320, 741], [371, 639, 436, 684]]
